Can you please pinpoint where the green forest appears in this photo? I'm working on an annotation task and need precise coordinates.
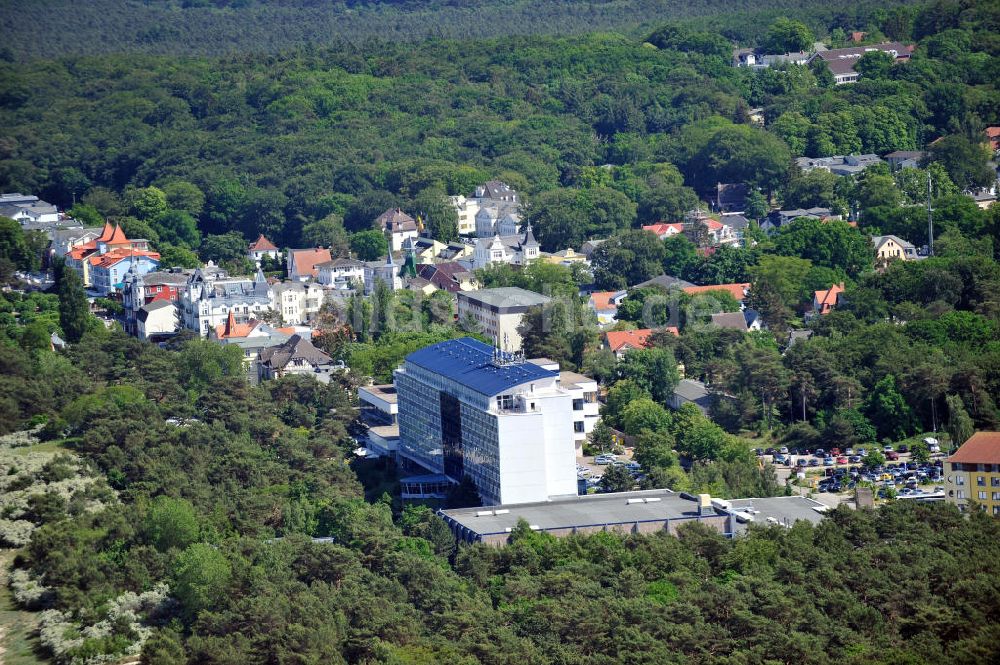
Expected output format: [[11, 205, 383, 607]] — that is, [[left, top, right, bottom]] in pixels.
[[2, 0, 1000, 663]]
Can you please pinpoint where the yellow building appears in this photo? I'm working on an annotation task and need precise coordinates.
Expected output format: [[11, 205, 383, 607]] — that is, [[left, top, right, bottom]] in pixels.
[[945, 431, 1000, 515]]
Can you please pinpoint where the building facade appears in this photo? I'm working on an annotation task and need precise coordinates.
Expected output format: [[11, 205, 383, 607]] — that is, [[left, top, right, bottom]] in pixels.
[[395, 337, 579, 506], [271, 281, 325, 325], [457, 287, 551, 352], [179, 265, 273, 337], [945, 432, 1000, 514], [122, 268, 191, 337]]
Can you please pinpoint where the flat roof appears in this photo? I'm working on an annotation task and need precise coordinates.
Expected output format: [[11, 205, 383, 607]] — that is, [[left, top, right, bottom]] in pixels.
[[559, 370, 596, 388], [405, 337, 556, 397], [440, 489, 703, 536], [726, 497, 828, 533], [360, 384, 398, 403], [458, 287, 551, 309], [369, 424, 400, 439]]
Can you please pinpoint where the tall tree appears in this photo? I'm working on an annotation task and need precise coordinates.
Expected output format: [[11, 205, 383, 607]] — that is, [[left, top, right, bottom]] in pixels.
[[54, 258, 89, 343]]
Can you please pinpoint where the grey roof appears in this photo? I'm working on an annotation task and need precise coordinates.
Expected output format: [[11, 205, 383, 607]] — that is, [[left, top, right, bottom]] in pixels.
[[787, 329, 813, 347], [316, 257, 364, 269], [138, 271, 190, 286], [558, 370, 596, 388], [440, 489, 704, 536], [673, 379, 710, 402], [711, 311, 749, 332], [222, 332, 291, 352], [721, 214, 750, 230], [0, 193, 39, 205], [259, 334, 333, 370], [873, 234, 916, 250], [633, 274, 695, 290], [458, 287, 551, 309], [360, 384, 398, 403], [727, 497, 828, 534]]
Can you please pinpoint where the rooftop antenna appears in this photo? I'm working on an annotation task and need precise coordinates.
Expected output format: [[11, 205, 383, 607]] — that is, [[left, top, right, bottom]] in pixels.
[[926, 172, 934, 257]]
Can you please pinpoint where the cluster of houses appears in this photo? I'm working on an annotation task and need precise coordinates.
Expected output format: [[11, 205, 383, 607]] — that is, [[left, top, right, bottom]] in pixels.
[[734, 40, 915, 85]]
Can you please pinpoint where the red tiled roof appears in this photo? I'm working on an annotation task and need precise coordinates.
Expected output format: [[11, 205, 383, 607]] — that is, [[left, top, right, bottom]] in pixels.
[[589, 291, 619, 312], [948, 432, 1000, 465], [290, 248, 332, 278], [215, 311, 260, 339], [105, 224, 129, 245], [87, 248, 160, 269], [682, 283, 749, 301], [249, 234, 279, 251], [814, 283, 845, 313], [642, 223, 684, 238], [97, 221, 115, 242], [986, 127, 1000, 138], [605, 329, 653, 353]]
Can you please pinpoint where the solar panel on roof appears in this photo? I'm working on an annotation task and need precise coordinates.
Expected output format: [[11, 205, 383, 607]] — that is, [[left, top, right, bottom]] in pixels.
[[405, 337, 555, 396]]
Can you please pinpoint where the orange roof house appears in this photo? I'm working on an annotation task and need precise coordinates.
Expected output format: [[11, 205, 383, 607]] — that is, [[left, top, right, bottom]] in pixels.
[[986, 127, 1000, 152], [249, 234, 278, 252], [214, 310, 261, 339], [682, 283, 750, 302], [287, 248, 332, 281], [604, 329, 654, 356], [813, 283, 845, 315], [642, 223, 685, 240]]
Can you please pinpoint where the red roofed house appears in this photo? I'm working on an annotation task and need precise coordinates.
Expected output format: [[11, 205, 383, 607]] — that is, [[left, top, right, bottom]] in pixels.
[[682, 283, 750, 303], [213, 310, 263, 340], [248, 234, 281, 262], [986, 127, 1000, 154], [812, 283, 845, 316], [945, 431, 1000, 513], [604, 329, 654, 359], [642, 223, 685, 240], [287, 248, 333, 282], [588, 290, 627, 325], [66, 222, 159, 294]]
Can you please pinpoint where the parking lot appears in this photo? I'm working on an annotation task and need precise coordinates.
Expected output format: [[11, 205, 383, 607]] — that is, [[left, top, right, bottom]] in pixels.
[[576, 450, 642, 490]]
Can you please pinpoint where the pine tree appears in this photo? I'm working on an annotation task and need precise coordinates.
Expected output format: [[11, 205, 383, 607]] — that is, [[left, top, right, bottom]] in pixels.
[[53, 258, 89, 343]]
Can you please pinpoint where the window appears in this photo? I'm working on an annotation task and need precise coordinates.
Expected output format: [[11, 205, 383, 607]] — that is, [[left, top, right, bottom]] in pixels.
[[993, 477, 1000, 487], [573, 399, 584, 411], [584, 391, 597, 403], [992, 492, 1000, 501], [496, 394, 514, 411], [956, 475, 965, 486], [978, 476, 986, 486], [574, 421, 584, 433], [994, 506, 1000, 516], [957, 490, 965, 499], [979, 491, 988, 500]]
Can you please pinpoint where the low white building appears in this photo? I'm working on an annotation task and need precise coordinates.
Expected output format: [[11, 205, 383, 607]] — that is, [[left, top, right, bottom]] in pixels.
[[364, 254, 403, 294], [248, 234, 281, 262], [528, 361, 600, 455], [136, 300, 178, 340], [359, 384, 399, 458]]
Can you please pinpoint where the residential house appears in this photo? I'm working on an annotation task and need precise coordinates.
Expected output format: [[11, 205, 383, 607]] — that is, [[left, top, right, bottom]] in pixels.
[[0, 193, 61, 226], [50, 227, 103, 260], [122, 267, 191, 337], [715, 183, 749, 212], [810, 42, 913, 84], [450, 180, 521, 236], [375, 208, 420, 251], [179, 265, 274, 337], [449, 195, 481, 235], [287, 247, 332, 281], [136, 300, 178, 341], [271, 281, 325, 325], [795, 154, 883, 175], [603, 329, 654, 359], [642, 223, 685, 240], [986, 127, 1000, 155], [211, 315, 294, 382], [885, 150, 927, 171], [710, 311, 748, 332], [457, 287, 551, 351], [812, 283, 845, 316], [546, 248, 588, 265], [258, 334, 337, 384], [364, 253, 403, 294], [65, 222, 158, 291], [316, 257, 365, 290], [682, 283, 750, 304], [579, 239, 607, 258], [873, 235, 919, 265], [633, 274, 694, 290], [668, 379, 715, 415], [588, 290, 627, 325], [248, 234, 281, 262], [944, 431, 1000, 514], [733, 49, 811, 69], [743, 309, 764, 331], [474, 205, 521, 239], [762, 207, 838, 233], [720, 214, 751, 244], [471, 225, 540, 270], [416, 262, 478, 293]]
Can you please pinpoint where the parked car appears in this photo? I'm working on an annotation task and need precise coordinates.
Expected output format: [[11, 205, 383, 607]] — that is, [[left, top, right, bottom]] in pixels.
[[809, 459, 819, 467], [823, 457, 835, 466], [859, 448, 869, 457], [814, 448, 826, 458], [897, 444, 909, 453], [830, 447, 841, 456], [848, 455, 861, 463], [779, 447, 789, 455], [796, 459, 808, 467], [883, 445, 894, 453]]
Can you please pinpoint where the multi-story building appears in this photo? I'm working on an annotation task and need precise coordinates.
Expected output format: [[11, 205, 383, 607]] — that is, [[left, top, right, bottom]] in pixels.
[[258, 334, 337, 384], [374, 208, 420, 252], [65, 222, 158, 291], [271, 281, 325, 325], [395, 337, 579, 506], [471, 226, 541, 270], [363, 253, 402, 294], [179, 265, 273, 337], [287, 247, 332, 281], [945, 432, 1000, 515], [359, 384, 399, 458], [528, 360, 600, 454], [248, 234, 281, 263], [122, 268, 191, 336], [450, 180, 521, 236], [456, 287, 551, 352], [316, 257, 365, 290]]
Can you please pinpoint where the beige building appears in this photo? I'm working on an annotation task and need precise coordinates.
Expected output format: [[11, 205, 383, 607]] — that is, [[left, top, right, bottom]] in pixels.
[[456, 287, 551, 352], [271, 281, 325, 325], [945, 431, 1000, 515], [873, 235, 919, 265]]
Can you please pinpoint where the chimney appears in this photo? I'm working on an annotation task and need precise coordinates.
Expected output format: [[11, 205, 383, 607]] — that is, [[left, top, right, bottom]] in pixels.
[[698, 494, 714, 516]]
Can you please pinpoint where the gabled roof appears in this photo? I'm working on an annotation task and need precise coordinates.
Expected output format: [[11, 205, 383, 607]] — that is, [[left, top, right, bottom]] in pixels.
[[289, 248, 332, 278], [711, 311, 748, 332], [604, 329, 653, 353], [375, 208, 418, 233], [249, 234, 278, 251], [259, 334, 333, 370], [873, 235, 916, 251], [105, 224, 129, 245], [88, 248, 160, 269], [948, 432, 1000, 465], [589, 291, 620, 312], [682, 283, 749, 301], [405, 337, 555, 397], [97, 221, 115, 242], [633, 274, 694, 290], [813, 283, 845, 312], [215, 310, 261, 339], [642, 223, 685, 238]]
